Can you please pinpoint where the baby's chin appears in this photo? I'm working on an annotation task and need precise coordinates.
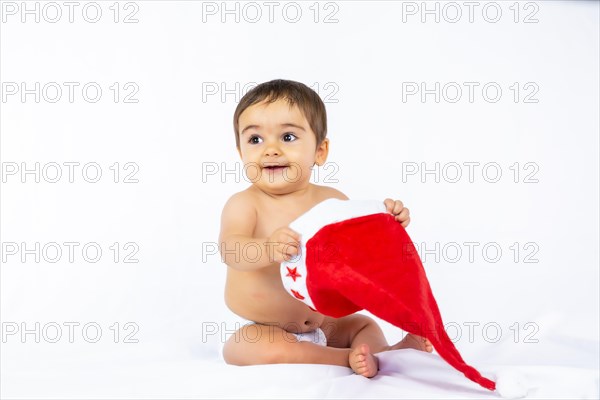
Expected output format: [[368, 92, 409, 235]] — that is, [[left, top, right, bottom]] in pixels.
[[254, 179, 310, 196]]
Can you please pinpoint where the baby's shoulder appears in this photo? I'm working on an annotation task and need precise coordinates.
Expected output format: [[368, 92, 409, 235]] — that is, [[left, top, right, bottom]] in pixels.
[[311, 184, 349, 201], [222, 188, 258, 211]]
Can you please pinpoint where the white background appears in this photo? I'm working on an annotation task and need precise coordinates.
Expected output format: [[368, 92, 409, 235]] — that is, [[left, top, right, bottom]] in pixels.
[[1, 1, 598, 398]]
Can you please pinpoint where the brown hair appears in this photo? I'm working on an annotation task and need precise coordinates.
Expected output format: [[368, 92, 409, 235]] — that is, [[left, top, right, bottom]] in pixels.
[[233, 79, 327, 148]]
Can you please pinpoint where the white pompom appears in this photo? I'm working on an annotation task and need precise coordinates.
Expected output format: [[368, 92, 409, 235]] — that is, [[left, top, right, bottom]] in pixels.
[[494, 369, 529, 398]]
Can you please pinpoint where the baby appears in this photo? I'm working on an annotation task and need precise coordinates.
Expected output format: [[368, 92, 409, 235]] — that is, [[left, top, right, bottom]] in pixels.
[[219, 79, 432, 378]]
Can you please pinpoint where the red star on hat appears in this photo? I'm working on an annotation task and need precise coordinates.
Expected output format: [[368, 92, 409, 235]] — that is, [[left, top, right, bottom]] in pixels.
[[286, 266, 302, 281]]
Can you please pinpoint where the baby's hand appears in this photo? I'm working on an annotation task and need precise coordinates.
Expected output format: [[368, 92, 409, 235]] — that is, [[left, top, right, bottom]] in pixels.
[[384, 198, 410, 228], [266, 227, 301, 263]]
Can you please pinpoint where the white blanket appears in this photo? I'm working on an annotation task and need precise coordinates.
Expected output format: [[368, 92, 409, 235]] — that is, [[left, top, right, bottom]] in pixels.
[[2, 342, 598, 399]]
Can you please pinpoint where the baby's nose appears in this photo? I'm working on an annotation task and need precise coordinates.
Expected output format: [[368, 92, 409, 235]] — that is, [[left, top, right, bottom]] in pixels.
[[264, 147, 280, 157]]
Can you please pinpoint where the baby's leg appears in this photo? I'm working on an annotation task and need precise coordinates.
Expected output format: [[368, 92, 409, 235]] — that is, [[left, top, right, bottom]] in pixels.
[[323, 314, 432, 353], [323, 314, 389, 352], [390, 333, 434, 352], [323, 314, 387, 378], [223, 323, 351, 367], [323, 314, 433, 378]]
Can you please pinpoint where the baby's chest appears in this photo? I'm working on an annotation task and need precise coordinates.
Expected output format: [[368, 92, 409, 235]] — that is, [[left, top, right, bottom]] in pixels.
[[254, 212, 296, 237], [253, 196, 327, 237]]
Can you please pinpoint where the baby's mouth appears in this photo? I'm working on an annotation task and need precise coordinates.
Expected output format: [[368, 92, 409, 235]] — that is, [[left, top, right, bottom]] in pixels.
[[263, 164, 288, 172]]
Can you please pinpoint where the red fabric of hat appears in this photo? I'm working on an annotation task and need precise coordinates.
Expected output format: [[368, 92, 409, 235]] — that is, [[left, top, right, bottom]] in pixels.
[[281, 199, 495, 391]]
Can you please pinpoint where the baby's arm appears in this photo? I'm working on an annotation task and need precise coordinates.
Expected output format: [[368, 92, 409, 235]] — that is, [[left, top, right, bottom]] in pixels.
[[218, 192, 299, 271]]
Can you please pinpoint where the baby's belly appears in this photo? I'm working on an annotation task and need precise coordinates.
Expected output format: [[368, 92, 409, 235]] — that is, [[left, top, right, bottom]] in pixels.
[[224, 267, 324, 334]]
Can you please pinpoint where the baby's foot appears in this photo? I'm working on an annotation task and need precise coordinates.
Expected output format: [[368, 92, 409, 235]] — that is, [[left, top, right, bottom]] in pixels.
[[349, 344, 379, 378], [390, 334, 433, 353]]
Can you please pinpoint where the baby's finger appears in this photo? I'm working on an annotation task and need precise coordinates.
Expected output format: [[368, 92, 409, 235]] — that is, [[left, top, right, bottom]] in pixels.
[[283, 233, 301, 247], [281, 238, 299, 252], [282, 245, 299, 261], [399, 216, 411, 228], [393, 201, 404, 215], [396, 207, 409, 220], [383, 198, 394, 213], [283, 228, 301, 242]]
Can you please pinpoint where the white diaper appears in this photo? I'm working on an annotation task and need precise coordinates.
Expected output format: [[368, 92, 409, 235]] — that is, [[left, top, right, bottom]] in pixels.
[[220, 318, 328, 349], [293, 328, 327, 346]]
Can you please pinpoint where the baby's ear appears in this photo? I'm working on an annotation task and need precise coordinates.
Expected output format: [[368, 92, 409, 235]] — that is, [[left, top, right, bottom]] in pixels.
[[315, 138, 330, 165]]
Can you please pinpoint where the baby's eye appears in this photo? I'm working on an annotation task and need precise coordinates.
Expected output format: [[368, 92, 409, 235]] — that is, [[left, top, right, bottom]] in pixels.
[[282, 133, 297, 142], [248, 135, 262, 144]]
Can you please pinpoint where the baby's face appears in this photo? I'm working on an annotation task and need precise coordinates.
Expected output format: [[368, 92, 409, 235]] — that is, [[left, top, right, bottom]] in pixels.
[[237, 98, 328, 195]]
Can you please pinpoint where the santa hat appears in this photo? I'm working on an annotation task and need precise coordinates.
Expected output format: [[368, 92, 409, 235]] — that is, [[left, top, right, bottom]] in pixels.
[[280, 199, 496, 391]]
